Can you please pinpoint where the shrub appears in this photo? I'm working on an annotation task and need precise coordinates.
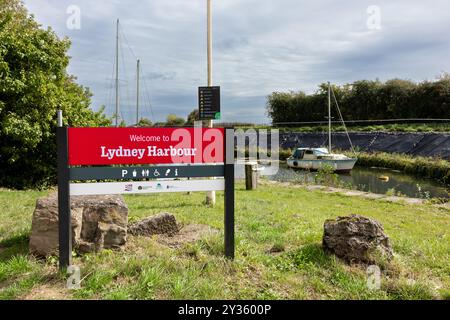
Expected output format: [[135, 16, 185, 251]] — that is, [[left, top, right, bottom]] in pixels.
[[0, 0, 111, 189]]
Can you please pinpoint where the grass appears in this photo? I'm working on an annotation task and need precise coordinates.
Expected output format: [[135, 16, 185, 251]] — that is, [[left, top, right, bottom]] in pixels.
[[238, 123, 450, 133], [0, 183, 449, 300], [350, 152, 450, 185]]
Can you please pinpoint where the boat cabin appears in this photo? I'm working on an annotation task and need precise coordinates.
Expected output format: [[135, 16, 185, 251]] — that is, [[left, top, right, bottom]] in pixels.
[[291, 148, 330, 160]]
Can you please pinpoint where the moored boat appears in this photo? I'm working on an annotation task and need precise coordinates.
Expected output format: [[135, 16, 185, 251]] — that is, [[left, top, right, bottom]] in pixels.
[[287, 82, 358, 172], [287, 147, 357, 173]]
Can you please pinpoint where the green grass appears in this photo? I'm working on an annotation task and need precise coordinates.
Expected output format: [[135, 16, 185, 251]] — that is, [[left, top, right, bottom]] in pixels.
[[350, 152, 450, 185], [239, 123, 450, 133], [0, 183, 449, 300]]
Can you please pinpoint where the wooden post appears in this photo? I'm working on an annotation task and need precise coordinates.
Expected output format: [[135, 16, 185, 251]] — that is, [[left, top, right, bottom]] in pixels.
[[245, 162, 258, 190]]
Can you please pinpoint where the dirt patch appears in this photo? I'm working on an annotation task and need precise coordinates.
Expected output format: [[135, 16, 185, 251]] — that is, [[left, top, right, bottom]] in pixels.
[[21, 283, 71, 300], [155, 224, 219, 248]]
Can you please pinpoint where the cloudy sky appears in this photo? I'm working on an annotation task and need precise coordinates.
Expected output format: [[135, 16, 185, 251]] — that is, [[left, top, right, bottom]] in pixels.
[[23, 0, 450, 124]]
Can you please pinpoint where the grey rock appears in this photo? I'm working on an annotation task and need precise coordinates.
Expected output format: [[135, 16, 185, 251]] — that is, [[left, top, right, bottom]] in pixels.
[[322, 214, 393, 264], [29, 193, 128, 257], [128, 213, 179, 237]]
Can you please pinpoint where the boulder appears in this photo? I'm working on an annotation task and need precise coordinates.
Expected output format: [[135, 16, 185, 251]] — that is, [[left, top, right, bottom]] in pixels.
[[29, 193, 128, 257], [128, 213, 179, 237], [322, 214, 393, 264]]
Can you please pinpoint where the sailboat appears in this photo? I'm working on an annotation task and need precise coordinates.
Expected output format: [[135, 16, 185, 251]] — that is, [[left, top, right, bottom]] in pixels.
[[287, 82, 358, 173]]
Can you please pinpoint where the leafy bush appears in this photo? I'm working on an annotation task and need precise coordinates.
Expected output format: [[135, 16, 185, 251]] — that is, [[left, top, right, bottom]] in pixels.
[[165, 114, 185, 127], [0, 0, 111, 189], [267, 77, 450, 125]]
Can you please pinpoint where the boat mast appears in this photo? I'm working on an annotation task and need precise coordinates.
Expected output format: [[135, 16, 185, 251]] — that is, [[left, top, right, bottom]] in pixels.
[[328, 81, 332, 153], [115, 19, 120, 127], [136, 59, 140, 125]]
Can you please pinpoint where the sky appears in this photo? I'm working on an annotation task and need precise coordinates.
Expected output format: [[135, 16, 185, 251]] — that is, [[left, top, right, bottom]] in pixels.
[[23, 0, 450, 124]]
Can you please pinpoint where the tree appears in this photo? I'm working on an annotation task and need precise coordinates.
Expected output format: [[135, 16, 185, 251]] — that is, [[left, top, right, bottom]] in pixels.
[[186, 109, 199, 125], [266, 77, 450, 125], [165, 114, 185, 126], [0, 0, 111, 189], [137, 117, 153, 127], [185, 108, 209, 126]]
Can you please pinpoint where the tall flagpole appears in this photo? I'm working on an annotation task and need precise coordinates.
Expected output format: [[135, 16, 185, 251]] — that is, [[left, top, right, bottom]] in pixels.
[[206, 0, 216, 205]]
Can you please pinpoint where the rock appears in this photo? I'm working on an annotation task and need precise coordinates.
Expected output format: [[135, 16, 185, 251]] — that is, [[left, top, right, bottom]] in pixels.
[[322, 214, 393, 264], [128, 213, 179, 237], [29, 193, 128, 257]]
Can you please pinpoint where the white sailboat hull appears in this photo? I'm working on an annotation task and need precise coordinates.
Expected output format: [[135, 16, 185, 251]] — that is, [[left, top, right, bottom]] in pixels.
[[287, 158, 357, 172]]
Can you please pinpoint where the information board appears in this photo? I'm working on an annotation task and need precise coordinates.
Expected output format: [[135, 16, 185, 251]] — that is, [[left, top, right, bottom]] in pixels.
[[57, 126, 234, 270], [198, 86, 221, 120]]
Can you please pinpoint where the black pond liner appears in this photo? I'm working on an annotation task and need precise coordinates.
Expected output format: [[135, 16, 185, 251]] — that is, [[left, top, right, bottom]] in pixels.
[[277, 132, 450, 159]]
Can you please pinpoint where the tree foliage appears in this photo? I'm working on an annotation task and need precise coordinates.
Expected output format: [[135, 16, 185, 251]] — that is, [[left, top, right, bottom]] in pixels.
[[136, 117, 153, 127], [165, 114, 185, 126], [0, 0, 111, 189], [267, 76, 450, 125], [186, 109, 199, 125]]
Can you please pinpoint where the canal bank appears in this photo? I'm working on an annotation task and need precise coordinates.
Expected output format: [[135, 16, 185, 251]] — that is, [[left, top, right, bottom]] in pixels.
[[237, 131, 450, 186], [260, 179, 450, 210], [237, 162, 450, 199], [279, 132, 450, 158]]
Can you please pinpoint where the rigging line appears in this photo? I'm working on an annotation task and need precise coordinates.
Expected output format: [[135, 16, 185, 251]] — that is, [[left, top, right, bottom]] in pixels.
[[330, 86, 357, 156], [141, 71, 155, 120], [119, 23, 138, 61], [144, 81, 155, 121], [137, 63, 153, 120], [120, 30, 133, 122], [106, 68, 115, 118], [119, 32, 132, 125], [105, 40, 117, 121], [118, 23, 153, 123]]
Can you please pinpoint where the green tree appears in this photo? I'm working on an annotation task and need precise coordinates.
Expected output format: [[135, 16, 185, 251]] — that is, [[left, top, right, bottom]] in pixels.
[[0, 0, 111, 189], [165, 114, 185, 126], [266, 76, 449, 125], [137, 117, 153, 127], [186, 109, 199, 125]]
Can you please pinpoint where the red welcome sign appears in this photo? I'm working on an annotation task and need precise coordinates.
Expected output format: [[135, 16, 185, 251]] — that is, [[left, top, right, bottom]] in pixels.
[[68, 127, 224, 165]]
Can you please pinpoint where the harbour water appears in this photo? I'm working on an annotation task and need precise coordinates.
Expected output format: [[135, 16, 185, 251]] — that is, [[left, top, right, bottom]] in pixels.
[[236, 163, 449, 199]]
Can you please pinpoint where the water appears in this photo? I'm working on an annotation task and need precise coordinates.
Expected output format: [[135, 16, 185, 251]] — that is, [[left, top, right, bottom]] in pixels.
[[236, 163, 449, 199]]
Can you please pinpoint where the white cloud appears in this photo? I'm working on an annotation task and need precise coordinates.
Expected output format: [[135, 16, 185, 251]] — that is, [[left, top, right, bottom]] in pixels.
[[23, 0, 450, 123]]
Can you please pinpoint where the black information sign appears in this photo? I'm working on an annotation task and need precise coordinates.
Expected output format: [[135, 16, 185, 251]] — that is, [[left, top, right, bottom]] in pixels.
[[198, 86, 221, 120]]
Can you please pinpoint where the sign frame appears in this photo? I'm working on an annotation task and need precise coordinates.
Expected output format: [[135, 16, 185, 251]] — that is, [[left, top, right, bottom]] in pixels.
[[57, 126, 234, 270]]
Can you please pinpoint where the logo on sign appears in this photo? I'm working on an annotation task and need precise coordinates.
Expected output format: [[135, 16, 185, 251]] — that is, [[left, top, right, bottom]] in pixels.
[[124, 184, 133, 192]]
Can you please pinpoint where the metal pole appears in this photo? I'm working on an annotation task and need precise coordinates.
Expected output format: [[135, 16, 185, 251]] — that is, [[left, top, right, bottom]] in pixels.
[[328, 81, 332, 153], [57, 110, 63, 127], [207, 0, 212, 88], [224, 128, 235, 259], [206, 0, 216, 205], [115, 19, 120, 127], [57, 111, 71, 270], [136, 59, 140, 126]]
